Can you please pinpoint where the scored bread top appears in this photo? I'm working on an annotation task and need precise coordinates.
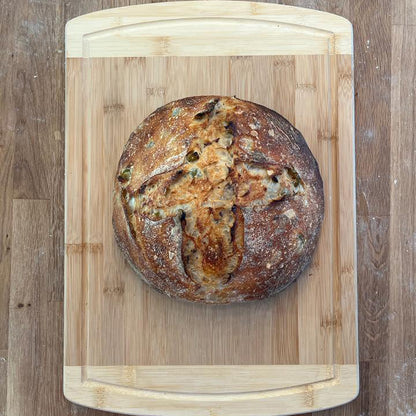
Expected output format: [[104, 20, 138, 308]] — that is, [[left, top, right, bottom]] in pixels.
[[113, 96, 324, 303]]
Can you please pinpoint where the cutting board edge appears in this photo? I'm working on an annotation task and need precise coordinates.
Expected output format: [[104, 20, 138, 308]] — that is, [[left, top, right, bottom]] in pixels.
[[63, 4, 358, 413], [65, 1, 353, 58], [63, 364, 359, 416]]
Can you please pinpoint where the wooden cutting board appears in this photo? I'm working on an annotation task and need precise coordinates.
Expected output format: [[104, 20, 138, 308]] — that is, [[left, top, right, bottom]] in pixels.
[[64, 2, 358, 415]]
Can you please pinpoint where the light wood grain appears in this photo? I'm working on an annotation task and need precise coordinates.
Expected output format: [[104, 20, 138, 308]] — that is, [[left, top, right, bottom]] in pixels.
[[2, 0, 415, 415], [66, 53, 356, 368], [74, 364, 337, 393], [64, 3, 357, 415], [64, 365, 358, 416], [65, 1, 353, 57], [81, 18, 338, 57]]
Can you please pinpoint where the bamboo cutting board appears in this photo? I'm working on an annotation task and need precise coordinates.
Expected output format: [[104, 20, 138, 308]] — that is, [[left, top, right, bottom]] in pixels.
[[64, 2, 358, 415]]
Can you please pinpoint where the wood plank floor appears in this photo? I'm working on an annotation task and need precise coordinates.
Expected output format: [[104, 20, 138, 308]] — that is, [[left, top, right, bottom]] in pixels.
[[0, 0, 414, 415]]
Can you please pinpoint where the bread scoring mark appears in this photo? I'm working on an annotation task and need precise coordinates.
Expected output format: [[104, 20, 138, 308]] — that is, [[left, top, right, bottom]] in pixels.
[[112, 96, 326, 303], [117, 98, 305, 291]]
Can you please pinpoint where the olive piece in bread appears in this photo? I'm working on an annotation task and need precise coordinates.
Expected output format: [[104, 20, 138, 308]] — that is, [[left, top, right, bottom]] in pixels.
[[113, 96, 324, 304]]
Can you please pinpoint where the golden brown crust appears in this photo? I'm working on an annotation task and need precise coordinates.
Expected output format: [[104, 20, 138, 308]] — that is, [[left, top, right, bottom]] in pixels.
[[113, 96, 324, 303]]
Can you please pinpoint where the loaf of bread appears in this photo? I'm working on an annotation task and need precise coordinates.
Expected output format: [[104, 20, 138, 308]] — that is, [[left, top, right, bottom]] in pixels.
[[113, 96, 324, 303]]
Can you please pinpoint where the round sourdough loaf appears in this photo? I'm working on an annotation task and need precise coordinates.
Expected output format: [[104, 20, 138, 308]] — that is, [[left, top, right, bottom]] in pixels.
[[113, 96, 324, 303]]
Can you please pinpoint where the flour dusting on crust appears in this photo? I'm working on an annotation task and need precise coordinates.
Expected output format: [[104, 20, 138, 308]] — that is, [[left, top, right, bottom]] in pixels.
[[113, 96, 324, 303]]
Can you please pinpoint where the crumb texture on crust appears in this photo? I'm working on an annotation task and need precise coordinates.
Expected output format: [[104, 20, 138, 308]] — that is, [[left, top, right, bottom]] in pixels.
[[113, 96, 324, 303]]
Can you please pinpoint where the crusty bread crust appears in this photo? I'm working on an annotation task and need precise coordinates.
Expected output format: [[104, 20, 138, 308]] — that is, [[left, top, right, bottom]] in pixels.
[[113, 96, 324, 303]]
